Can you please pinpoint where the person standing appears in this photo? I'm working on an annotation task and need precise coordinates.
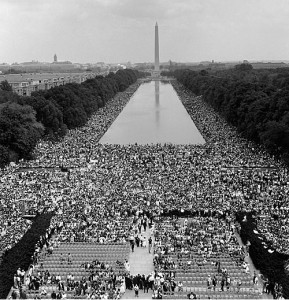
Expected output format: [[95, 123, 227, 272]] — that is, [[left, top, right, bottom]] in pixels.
[[134, 284, 139, 297], [212, 275, 217, 291], [135, 236, 140, 247], [124, 260, 130, 273], [207, 275, 212, 289], [253, 272, 258, 285], [142, 219, 147, 232], [130, 239, 135, 252], [143, 276, 149, 293], [221, 276, 225, 292], [125, 275, 133, 290], [171, 279, 176, 294], [148, 237, 153, 253]]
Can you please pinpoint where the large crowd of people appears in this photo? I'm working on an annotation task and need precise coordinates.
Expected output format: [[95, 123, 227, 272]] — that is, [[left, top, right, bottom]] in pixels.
[[1, 78, 289, 299], [151, 216, 248, 296]]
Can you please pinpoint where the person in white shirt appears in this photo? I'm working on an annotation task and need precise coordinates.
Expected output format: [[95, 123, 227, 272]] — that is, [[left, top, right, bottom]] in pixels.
[[124, 260, 130, 272], [178, 281, 183, 292], [56, 274, 61, 283]]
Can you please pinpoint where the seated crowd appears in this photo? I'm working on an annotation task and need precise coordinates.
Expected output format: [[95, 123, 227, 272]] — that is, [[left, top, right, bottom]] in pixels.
[[150, 217, 248, 297]]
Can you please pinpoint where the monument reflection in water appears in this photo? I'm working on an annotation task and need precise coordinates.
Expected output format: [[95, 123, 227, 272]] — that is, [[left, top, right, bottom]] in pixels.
[[155, 80, 160, 126], [99, 80, 205, 145]]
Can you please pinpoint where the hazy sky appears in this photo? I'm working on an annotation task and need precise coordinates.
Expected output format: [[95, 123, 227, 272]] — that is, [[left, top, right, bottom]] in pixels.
[[1, 0, 289, 64]]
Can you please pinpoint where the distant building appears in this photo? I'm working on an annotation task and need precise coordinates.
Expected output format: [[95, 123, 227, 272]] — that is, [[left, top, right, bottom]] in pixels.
[[1, 72, 95, 96], [95, 62, 106, 67], [54, 54, 58, 63], [208, 62, 226, 69]]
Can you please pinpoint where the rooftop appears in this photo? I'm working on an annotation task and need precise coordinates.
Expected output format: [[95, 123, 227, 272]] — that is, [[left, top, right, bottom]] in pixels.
[[0, 72, 93, 83]]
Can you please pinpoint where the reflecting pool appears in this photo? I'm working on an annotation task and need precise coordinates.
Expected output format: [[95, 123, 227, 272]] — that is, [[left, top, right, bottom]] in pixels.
[[99, 81, 205, 145]]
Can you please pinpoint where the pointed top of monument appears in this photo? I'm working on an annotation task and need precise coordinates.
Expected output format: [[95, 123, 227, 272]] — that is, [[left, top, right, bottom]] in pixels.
[[155, 22, 158, 26]]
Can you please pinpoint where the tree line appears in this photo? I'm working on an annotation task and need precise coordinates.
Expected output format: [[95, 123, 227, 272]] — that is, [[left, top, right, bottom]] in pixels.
[[0, 69, 147, 167], [163, 65, 289, 165]]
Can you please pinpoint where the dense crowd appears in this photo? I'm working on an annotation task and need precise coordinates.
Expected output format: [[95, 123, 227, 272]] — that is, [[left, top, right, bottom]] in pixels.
[[1, 78, 288, 298], [0, 83, 141, 254], [153, 217, 242, 261]]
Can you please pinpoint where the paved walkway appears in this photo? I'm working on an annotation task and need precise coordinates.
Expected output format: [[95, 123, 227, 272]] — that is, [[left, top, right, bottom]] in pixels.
[[123, 226, 155, 299], [129, 227, 154, 275], [122, 220, 272, 299]]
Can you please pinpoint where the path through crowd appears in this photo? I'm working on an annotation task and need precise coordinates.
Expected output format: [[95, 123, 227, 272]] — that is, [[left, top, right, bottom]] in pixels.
[[123, 226, 154, 299], [235, 231, 272, 299]]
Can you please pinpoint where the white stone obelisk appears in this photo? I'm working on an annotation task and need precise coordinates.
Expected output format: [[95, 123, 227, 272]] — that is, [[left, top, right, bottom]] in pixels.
[[154, 22, 160, 75]]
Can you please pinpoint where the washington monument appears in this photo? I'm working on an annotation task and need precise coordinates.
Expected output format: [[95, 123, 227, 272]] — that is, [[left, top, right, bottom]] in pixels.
[[153, 22, 160, 77], [155, 22, 160, 72]]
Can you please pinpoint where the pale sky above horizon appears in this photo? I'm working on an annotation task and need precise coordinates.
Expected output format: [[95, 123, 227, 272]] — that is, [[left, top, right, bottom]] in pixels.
[[1, 0, 289, 64]]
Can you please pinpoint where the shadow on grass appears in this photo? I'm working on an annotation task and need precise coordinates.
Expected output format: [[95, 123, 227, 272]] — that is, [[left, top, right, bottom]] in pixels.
[[236, 211, 289, 298], [0, 212, 54, 299]]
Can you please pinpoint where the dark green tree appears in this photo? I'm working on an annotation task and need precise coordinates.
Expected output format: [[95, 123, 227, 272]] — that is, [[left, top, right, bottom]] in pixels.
[[0, 102, 44, 160], [19, 95, 66, 136], [0, 145, 9, 167], [234, 63, 253, 72], [0, 80, 13, 92]]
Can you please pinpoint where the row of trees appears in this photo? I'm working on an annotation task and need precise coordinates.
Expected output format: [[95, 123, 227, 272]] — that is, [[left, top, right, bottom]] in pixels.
[[0, 69, 147, 167], [163, 65, 289, 164]]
